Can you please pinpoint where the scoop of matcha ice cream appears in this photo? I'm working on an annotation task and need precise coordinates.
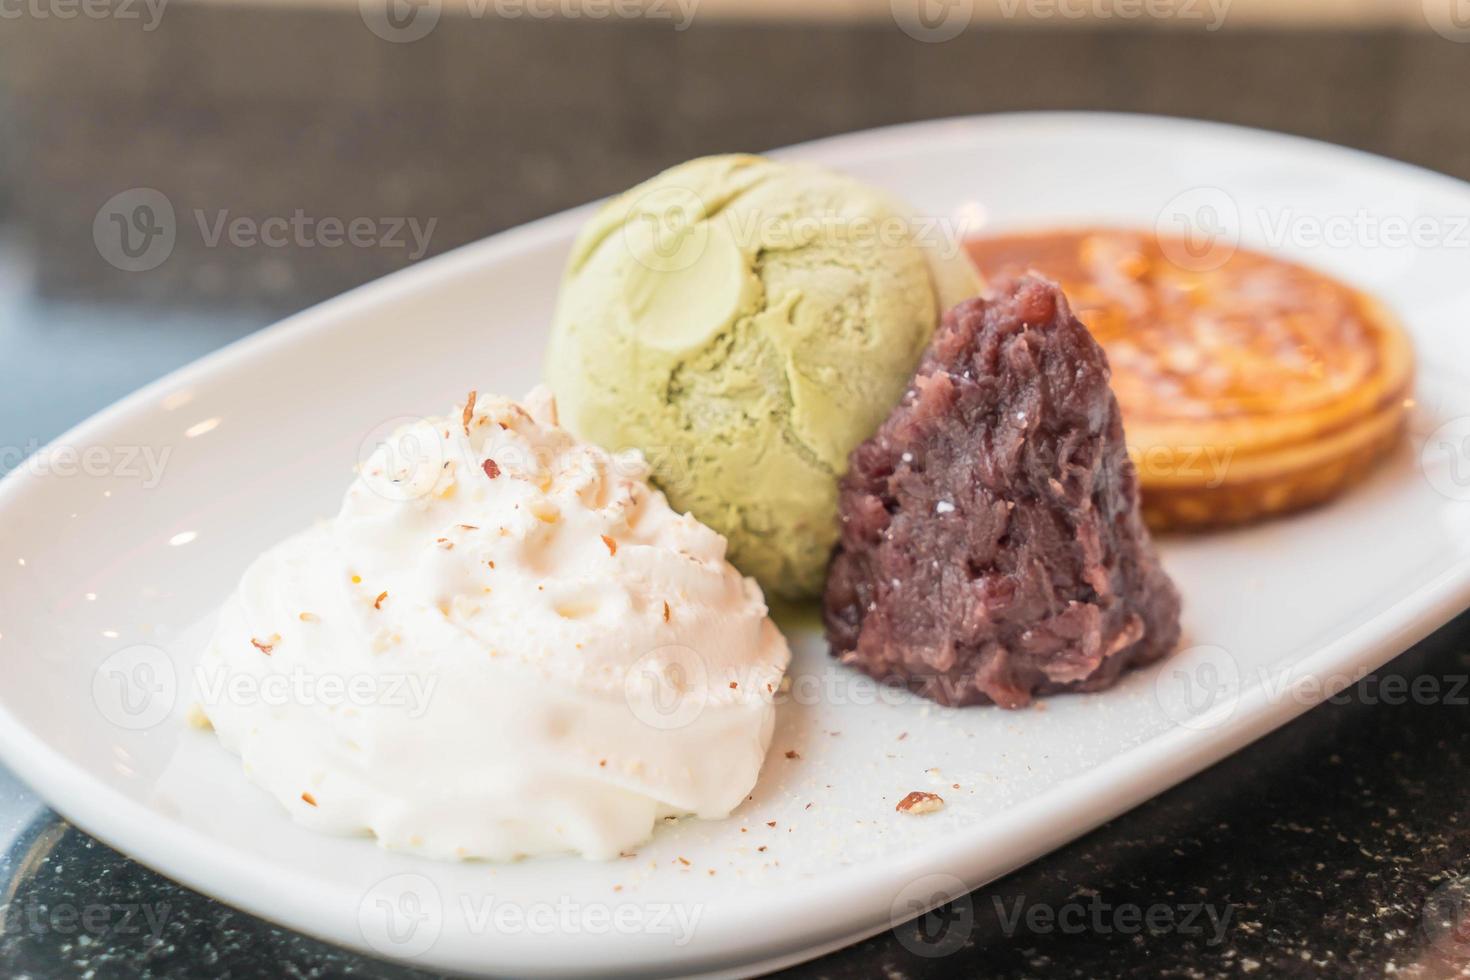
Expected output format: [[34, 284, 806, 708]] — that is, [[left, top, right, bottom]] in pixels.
[[546, 154, 980, 597]]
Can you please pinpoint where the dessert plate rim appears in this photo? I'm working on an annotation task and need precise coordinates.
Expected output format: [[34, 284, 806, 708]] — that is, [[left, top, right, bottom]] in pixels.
[[2, 111, 1469, 978]]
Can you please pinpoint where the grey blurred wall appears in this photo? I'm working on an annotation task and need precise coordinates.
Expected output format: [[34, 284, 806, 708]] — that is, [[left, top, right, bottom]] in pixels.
[[1, 9, 1466, 313]]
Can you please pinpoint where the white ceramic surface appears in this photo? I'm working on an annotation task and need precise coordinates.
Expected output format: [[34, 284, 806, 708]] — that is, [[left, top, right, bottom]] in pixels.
[[3, 113, 1470, 979]]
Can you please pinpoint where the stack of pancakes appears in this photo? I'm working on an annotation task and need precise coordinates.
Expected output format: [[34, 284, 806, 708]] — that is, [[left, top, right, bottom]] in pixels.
[[968, 230, 1415, 530]]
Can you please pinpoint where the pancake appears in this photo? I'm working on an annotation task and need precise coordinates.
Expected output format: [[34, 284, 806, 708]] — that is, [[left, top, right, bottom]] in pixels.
[[967, 229, 1415, 530]]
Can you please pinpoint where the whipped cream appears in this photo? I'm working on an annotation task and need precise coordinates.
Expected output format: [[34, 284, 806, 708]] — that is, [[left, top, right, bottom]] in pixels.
[[196, 388, 790, 861]]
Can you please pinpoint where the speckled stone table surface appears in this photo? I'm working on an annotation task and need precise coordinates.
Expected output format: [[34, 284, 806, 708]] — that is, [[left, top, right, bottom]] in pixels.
[[2, 11, 1470, 979]]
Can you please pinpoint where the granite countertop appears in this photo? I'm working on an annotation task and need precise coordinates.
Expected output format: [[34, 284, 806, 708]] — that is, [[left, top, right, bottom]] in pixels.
[[2, 9, 1470, 978]]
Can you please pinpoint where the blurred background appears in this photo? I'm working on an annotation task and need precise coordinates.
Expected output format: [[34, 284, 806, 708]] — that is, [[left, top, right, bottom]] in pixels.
[[4, 0, 1469, 446], [4, 0, 1470, 315], [4, 2, 1470, 977]]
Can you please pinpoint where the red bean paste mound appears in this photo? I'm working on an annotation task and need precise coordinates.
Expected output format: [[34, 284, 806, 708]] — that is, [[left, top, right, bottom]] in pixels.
[[822, 275, 1182, 708]]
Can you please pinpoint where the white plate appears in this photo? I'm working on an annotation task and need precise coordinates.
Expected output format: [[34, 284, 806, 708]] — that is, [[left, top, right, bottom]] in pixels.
[[4, 113, 1470, 979]]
